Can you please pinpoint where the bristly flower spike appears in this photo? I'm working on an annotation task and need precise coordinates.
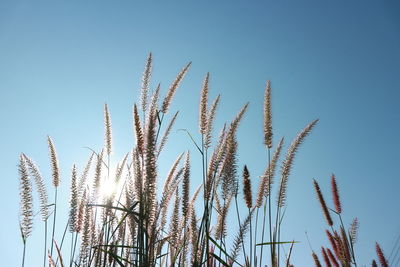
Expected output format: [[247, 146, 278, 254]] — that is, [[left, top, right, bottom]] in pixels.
[[242, 165, 252, 209], [375, 242, 388, 267], [199, 72, 209, 135], [331, 174, 342, 214], [47, 136, 60, 187], [19, 154, 33, 241], [313, 179, 333, 226], [264, 80, 273, 148], [104, 103, 113, 155], [161, 61, 191, 113]]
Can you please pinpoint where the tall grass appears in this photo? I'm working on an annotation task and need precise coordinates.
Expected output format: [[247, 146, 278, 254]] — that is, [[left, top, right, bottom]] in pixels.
[[17, 54, 386, 267]]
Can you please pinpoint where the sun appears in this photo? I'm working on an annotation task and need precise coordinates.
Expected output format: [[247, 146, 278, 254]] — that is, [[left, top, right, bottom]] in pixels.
[[99, 177, 117, 199]]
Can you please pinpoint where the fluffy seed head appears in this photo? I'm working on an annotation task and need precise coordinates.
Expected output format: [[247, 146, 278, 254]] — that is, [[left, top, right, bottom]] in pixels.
[[264, 80, 273, 148], [92, 149, 104, 201], [19, 154, 33, 240], [77, 152, 94, 198], [255, 137, 284, 208], [312, 251, 322, 267], [182, 152, 190, 218], [375, 242, 388, 267], [69, 164, 78, 232], [349, 217, 359, 244], [23, 154, 49, 221], [326, 248, 339, 267], [277, 119, 318, 207], [47, 136, 60, 187], [199, 72, 209, 134], [205, 94, 220, 148], [321, 247, 332, 267], [75, 190, 86, 233], [141, 53, 152, 115], [242, 165, 252, 209], [331, 174, 342, 214], [326, 230, 339, 258], [157, 111, 179, 157], [161, 62, 191, 113], [104, 103, 113, 155], [314, 179, 333, 226], [133, 104, 145, 155]]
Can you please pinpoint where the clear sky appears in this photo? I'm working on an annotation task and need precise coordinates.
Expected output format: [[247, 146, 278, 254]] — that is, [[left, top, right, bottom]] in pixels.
[[1, 1, 399, 266]]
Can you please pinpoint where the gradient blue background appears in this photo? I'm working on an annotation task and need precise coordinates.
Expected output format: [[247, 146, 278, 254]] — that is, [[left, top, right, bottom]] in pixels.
[[1, 1, 399, 266]]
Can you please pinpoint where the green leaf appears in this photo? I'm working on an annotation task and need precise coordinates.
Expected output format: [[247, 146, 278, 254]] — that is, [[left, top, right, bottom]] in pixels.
[[256, 241, 299, 246], [207, 235, 243, 267], [211, 253, 229, 266]]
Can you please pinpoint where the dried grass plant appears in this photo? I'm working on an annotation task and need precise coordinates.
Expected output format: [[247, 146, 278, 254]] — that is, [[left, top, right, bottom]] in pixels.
[[17, 54, 386, 267]]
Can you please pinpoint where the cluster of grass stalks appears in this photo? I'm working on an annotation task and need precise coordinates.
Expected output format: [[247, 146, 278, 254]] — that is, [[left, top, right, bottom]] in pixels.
[[312, 175, 389, 267], [18, 54, 387, 267]]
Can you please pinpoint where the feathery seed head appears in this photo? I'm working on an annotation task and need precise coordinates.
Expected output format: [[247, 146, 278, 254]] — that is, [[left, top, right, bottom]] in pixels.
[[326, 248, 339, 267], [313, 179, 333, 226], [255, 137, 284, 208], [19, 154, 33, 240], [340, 226, 352, 263], [157, 111, 179, 157], [205, 94, 220, 148], [264, 80, 273, 148], [375, 242, 388, 267], [230, 102, 249, 134], [349, 217, 359, 245], [133, 104, 145, 155], [161, 61, 191, 113], [182, 151, 190, 218], [277, 119, 318, 207], [321, 247, 332, 267], [147, 83, 160, 126], [23, 153, 49, 221], [242, 165, 252, 209], [47, 135, 60, 187], [77, 152, 94, 198], [229, 210, 253, 263], [92, 149, 104, 201], [69, 164, 78, 232], [312, 251, 322, 267], [104, 103, 113, 155], [115, 153, 128, 184], [75, 189, 86, 233], [141, 53, 153, 114], [199, 72, 209, 134], [331, 174, 342, 214]]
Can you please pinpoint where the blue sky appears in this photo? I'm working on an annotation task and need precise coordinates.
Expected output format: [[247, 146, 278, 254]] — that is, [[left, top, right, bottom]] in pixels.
[[1, 1, 399, 266]]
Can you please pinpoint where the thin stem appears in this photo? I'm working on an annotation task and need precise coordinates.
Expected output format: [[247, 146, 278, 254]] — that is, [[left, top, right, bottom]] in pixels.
[[254, 208, 259, 266], [218, 199, 226, 267], [249, 207, 253, 267], [267, 149, 274, 267], [56, 221, 69, 266], [50, 187, 58, 257], [274, 201, 280, 267], [71, 232, 78, 267], [260, 198, 267, 267], [70, 232, 74, 267], [235, 194, 246, 260], [44, 219, 47, 267], [22, 240, 26, 267]]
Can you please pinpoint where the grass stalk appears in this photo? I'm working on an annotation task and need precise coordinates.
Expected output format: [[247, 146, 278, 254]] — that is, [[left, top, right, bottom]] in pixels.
[[235, 193, 247, 260], [50, 187, 58, 257], [22, 240, 26, 267], [43, 219, 47, 267]]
